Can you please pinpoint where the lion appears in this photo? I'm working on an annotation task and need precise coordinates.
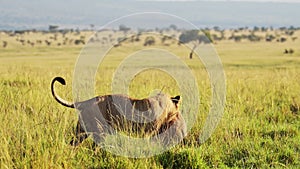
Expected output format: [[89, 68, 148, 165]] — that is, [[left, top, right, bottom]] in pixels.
[[51, 77, 187, 146]]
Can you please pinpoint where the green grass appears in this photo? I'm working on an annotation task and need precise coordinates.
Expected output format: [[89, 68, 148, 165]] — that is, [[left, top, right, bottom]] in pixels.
[[0, 30, 300, 168]]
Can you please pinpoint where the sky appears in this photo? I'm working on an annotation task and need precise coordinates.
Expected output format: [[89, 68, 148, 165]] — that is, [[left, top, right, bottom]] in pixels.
[[147, 0, 300, 2], [0, 0, 300, 30], [198, 0, 300, 2]]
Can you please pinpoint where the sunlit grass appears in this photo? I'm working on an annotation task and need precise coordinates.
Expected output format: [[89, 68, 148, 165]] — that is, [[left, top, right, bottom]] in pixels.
[[0, 30, 299, 168]]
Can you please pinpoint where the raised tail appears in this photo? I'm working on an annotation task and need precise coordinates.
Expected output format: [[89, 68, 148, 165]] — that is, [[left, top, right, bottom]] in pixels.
[[51, 77, 75, 108]]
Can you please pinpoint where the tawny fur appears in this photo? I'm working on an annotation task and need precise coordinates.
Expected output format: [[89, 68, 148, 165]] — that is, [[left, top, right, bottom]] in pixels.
[[51, 77, 187, 146]]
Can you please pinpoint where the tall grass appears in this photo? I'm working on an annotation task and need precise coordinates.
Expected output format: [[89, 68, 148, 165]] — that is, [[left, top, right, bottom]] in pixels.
[[0, 31, 299, 168]]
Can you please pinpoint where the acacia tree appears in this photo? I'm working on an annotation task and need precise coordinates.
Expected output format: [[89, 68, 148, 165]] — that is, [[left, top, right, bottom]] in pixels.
[[49, 25, 59, 32], [119, 24, 131, 34], [179, 30, 211, 59]]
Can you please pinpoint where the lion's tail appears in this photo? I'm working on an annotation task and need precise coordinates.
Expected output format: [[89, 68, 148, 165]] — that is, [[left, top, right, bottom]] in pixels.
[[51, 77, 75, 108]]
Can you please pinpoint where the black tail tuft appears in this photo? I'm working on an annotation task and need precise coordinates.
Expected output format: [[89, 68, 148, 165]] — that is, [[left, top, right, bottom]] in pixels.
[[51, 77, 75, 108], [54, 77, 66, 85]]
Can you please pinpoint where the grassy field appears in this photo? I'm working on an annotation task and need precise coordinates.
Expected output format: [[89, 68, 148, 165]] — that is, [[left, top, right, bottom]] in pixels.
[[0, 29, 300, 168]]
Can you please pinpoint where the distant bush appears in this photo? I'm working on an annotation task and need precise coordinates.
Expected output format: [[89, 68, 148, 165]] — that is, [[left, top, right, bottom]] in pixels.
[[144, 36, 155, 46]]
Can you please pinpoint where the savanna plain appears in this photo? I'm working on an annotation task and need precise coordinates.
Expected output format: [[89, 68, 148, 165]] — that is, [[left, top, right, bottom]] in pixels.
[[0, 28, 300, 168]]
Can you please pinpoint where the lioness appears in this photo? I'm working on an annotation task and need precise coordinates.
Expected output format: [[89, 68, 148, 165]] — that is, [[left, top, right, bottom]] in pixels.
[[51, 77, 187, 146]]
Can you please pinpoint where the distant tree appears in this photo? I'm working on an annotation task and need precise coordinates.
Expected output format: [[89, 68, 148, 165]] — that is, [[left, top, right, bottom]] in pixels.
[[261, 27, 268, 32], [279, 27, 287, 31], [288, 26, 295, 30], [213, 26, 220, 31], [247, 33, 261, 42], [2, 41, 7, 48], [144, 36, 155, 46], [179, 30, 211, 59], [265, 34, 276, 42], [161, 35, 173, 45], [135, 34, 140, 42], [277, 37, 287, 43], [14, 30, 26, 34], [253, 26, 260, 32], [169, 24, 177, 30], [285, 30, 294, 36], [179, 30, 211, 44], [179, 30, 198, 59], [74, 39, 85, 45], [49, 25, 59, 32], [232, 35, 242, 42], [119, 24, 131, 33], [179, 30, 199, 44]]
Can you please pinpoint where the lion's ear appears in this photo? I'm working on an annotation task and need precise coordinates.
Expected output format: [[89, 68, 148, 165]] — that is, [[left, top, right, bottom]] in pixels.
[[171, 95, 180, 105]]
